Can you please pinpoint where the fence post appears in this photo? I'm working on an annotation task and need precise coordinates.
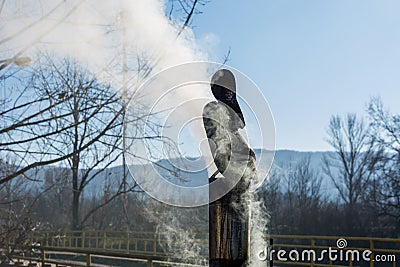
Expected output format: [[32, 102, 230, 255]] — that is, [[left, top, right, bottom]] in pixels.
[[126, 231, 130, 253], [82, 231, 85, 248], [96, 231, 99, 249], [147, 259, 153, 267], [41, 248, 46, 266], [103, 231, 107, 250], [369, 239, 374, 267], [153, 232, 157, 255], [86, 253, 91, 266], [311, 239, 315, 267]]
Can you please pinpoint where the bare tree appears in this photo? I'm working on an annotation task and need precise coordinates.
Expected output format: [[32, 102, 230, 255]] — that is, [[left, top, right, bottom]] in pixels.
[[0, 156, 44, 257], [34, 59, 129, 230], [322, 114, 374, 207], [277, 157, 323, 234], [292, 157, 322, 211], [260, 168, 280, 231], [322, 113, 376, 234], [167, 0, 207, 32], [29, 168, 72, 230], [1, 56, 133, 230], [367, 98, 400, 234], [0, 65, 122, 186]]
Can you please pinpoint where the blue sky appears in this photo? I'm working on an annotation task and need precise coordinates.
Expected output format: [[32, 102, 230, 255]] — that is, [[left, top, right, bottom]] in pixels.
[[193, 0, 400, 151]]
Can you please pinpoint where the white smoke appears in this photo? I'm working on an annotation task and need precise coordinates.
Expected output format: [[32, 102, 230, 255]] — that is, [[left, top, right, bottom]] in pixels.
[[248, 194, 270, 267], [0, 0, 208, 89], [1, 0, 214, 179], [142, 199, 208, 265]]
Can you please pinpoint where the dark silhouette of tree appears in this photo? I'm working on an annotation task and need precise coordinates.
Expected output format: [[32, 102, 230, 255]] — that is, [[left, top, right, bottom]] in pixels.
[[322, 113, 375, 234], [33, 59, 130, 230], [367, 98, 400, 236], [276, 157, 323, 234]]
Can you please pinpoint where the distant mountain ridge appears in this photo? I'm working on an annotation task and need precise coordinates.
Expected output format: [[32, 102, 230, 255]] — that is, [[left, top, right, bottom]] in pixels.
[[23, 149, 338, 198]]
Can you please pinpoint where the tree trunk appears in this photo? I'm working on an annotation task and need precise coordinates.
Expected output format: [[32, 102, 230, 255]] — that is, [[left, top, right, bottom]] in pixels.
[[72, 190, 81, 230], [72, 93, 81, 231]]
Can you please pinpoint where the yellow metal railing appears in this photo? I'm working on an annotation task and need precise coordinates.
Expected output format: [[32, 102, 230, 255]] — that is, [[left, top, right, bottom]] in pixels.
[[7, 230, 208, 267], [33, 230, 207, 257], [6, 231, 400, 267]]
